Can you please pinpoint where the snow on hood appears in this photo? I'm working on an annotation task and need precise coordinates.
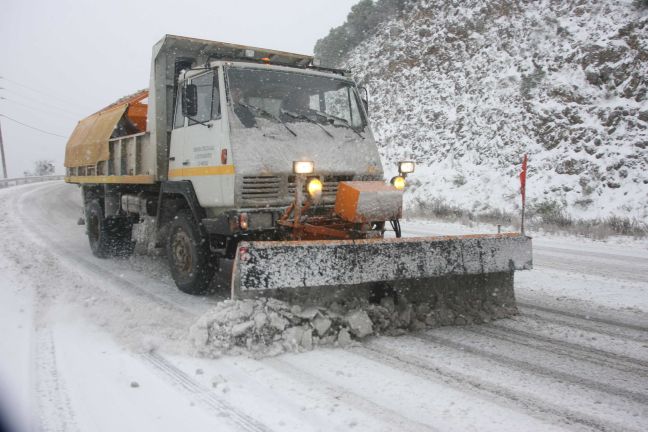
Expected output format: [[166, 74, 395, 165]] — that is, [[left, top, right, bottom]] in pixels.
[[228, 112, 384, 178]]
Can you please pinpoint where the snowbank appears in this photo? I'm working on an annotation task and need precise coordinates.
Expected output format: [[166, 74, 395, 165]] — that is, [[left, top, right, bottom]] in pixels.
[[190, 293, 517, 357]]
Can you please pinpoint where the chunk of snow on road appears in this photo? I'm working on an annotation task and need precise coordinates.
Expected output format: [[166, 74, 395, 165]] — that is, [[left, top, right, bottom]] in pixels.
[[191, 291, 517, 357]]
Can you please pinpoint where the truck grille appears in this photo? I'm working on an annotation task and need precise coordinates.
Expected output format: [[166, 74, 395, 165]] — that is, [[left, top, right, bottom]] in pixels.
[[288, 175, 353, 196], [241, 176, 281, 199]]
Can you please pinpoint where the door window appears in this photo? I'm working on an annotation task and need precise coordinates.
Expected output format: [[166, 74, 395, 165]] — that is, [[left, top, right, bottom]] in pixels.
[[189, 71, 221, 126]]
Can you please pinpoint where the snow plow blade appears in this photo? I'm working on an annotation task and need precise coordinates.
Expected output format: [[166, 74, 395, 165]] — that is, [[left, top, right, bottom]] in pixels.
[[231, 233, 532, 320]]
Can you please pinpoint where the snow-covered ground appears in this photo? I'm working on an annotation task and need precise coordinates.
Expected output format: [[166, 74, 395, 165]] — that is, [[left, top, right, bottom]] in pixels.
[[1, 181, 647, 432]]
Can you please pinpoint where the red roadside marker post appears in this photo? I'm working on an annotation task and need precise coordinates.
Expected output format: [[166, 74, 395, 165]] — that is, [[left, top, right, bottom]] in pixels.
[[519, 154, 528, 235]]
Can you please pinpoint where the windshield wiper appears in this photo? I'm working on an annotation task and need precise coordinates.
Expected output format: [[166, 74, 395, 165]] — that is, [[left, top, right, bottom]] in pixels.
[[281, 110, 333, 138], [313, 110, 365, 139], [240, 102, 296, 137]]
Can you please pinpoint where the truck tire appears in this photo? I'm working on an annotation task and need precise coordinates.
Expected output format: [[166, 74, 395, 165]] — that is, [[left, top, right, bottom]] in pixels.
[[85, 200, 135, 258], [166, 210, 215, 294]]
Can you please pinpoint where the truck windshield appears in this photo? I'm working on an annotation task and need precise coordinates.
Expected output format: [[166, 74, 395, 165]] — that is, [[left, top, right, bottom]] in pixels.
[[227, 67, 366, 130]]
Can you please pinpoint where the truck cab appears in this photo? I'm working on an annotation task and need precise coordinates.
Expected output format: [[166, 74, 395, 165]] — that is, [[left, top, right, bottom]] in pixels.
[[168, 61, 384, 242]]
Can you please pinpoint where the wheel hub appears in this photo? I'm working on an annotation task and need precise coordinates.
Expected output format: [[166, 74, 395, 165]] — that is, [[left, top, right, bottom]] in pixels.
[[171, 230, 193, 274]]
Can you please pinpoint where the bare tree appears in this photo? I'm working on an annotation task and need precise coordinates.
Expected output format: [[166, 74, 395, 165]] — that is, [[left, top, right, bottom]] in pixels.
[[24, 160, 55, 176]]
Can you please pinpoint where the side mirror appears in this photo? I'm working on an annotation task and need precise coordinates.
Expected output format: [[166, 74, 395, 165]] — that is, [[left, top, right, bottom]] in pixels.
[[181, 84, 198, 117], [359, 86, 369, 115]]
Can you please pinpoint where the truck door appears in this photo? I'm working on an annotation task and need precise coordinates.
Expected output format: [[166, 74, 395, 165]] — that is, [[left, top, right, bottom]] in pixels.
[[169, 82, 187, 177], [169, 69, 231, 207]]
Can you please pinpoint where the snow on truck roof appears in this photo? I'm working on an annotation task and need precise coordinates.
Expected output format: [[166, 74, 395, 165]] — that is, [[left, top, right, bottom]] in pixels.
[[182, 61, 354, 83], [157, 34, 346, 75]]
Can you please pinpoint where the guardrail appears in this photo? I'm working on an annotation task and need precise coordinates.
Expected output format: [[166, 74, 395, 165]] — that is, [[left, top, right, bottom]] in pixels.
[[0, 175, 65, 189]]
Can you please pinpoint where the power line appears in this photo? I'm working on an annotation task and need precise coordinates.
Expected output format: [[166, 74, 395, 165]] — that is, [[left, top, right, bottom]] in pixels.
[[0, 119, 7, 178], [0, 114, 67, 138], [0, 96, 79, 119], [0, 75, 94, 111], [0, 86, 85, 116]]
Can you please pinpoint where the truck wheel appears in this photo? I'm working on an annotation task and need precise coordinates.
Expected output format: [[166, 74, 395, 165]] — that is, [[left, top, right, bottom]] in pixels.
[[85, 200, 135, 258], [166, 210, 215, 295]]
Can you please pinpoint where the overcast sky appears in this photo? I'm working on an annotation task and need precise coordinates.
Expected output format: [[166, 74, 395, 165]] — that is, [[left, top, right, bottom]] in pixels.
[[0, 0, 359, 177]]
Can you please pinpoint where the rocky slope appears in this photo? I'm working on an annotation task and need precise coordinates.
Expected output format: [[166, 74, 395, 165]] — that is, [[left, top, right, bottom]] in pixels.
[[320, 0, 648, 223]]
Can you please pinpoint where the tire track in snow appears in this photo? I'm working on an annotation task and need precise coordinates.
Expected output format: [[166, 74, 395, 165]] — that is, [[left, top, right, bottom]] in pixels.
[[517, 306, 648, 344], [33, 329, 79, 432], [468, 324, 648, 375], [264, 357, 438, 432], [354, 342, 637, 432], [141, 352, 272, 432], [518, 302, 648, 334], [414, 333, 648, 405]]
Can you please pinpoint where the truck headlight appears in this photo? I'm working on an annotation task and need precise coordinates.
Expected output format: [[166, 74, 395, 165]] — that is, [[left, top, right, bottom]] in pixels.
[[391, 176, 406, 190], [239, 212, 249, 230], [293, 161, 314, 175], [307, 178, 323, 200], [398, 161, 415, 174]]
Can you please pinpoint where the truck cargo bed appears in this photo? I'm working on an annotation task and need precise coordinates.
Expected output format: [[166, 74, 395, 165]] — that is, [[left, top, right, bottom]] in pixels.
[[66, 131, 157, 184]]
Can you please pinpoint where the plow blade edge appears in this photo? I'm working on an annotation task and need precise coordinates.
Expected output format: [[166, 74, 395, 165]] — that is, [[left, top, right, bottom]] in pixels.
[[231, 233, 532, 304]]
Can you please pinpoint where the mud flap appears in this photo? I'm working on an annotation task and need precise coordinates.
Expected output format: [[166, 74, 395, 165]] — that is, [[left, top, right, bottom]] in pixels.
[[231, 233, 532, 306]]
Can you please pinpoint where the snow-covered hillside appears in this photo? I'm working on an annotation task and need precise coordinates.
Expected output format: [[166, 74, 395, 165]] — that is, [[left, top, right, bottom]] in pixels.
[[322, 0, 648, 223]]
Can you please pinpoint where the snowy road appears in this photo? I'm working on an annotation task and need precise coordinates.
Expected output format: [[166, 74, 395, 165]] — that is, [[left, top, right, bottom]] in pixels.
[[1, 181, 647, 432]]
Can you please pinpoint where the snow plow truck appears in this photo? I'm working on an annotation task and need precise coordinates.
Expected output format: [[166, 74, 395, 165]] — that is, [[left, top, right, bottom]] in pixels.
[[64, 35, 532, 318]]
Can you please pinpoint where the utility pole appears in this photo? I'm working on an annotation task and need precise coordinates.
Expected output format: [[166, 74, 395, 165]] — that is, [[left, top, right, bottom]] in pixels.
[[0, 118, 7, 178]]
